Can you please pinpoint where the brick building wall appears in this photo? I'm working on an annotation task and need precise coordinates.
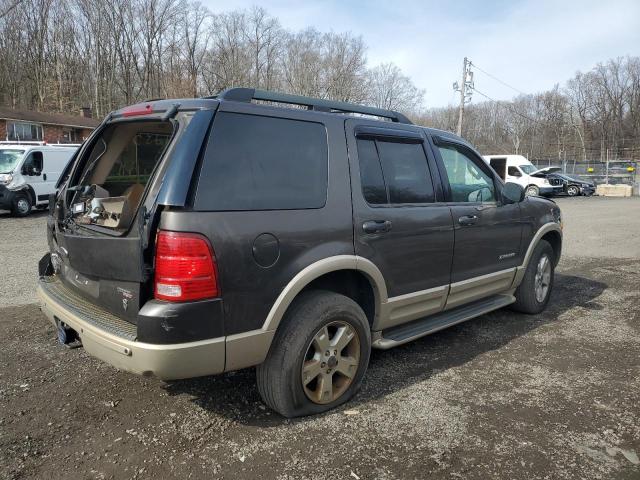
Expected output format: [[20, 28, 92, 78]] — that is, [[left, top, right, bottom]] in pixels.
[[0, 119, 93, 143]]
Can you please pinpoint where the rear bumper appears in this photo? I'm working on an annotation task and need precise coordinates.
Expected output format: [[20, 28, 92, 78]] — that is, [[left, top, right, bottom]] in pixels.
[[37, 278, 225, 380]]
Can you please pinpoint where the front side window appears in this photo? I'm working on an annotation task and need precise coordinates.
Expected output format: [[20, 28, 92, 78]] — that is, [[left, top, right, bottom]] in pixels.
[[357, 138, 435, 205], [23, 151, 43, 175], [507, 166, 522, 177], [438, 145, 496, 203], [196, 113, 328, 211], [7, 122, 43, 141]]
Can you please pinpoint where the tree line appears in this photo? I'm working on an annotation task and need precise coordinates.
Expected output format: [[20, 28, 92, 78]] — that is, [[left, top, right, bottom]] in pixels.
[[0, 0, 424, 118], [0, 0, 638, 164], [419, 56, 640, 164]]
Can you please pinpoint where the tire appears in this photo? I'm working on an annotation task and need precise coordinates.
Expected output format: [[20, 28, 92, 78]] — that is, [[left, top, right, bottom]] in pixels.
[[11, 193, 32, 217], [525, 185, 539, 196], [511, 239, 555, 314], [567, 185, 579, 196], [256, 290, 371, 418]]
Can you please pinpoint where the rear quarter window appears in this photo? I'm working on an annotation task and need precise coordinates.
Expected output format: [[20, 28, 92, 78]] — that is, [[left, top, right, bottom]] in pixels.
[[195, 112, 328, 211]]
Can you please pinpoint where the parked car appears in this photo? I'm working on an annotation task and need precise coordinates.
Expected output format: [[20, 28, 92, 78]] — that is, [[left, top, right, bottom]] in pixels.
[[483, 154, 563, 197], [37, 89, 562, 417], [0, 143, 79, 216], [532, 170, 596, 196]]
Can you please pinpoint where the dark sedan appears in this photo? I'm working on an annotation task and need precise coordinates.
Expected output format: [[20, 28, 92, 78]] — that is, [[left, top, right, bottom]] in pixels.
[[547, 173, 595, 196], [532, 168, 595, 196]]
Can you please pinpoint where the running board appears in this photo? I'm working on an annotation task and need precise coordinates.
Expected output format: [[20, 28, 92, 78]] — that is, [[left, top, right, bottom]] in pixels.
[[372, 294, 515, 350]]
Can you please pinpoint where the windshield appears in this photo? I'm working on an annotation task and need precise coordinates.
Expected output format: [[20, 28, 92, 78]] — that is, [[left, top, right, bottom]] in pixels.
[[519, 164, 537, 175], [0, 149, 25, 173]]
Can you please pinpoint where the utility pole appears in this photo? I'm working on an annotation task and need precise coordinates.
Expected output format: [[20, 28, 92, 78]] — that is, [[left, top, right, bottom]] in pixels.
[[453, 57, 474, 136]]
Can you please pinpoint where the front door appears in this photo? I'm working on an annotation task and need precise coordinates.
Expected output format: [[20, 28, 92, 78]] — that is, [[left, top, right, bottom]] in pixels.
[[346, 120, 454, 329], [22, 150, 47, 203], [430, 138, 523, 308]]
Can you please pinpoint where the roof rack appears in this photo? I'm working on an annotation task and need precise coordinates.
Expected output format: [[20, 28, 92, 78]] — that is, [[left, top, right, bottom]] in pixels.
[[211, 88, 412, 124]]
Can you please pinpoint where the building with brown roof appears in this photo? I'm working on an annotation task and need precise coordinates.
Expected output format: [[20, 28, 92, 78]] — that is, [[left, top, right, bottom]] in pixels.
[[0, 107, 100, 144]]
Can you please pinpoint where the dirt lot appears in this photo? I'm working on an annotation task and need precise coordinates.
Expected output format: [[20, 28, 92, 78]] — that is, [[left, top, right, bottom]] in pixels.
[[1, 197, 639, 480]]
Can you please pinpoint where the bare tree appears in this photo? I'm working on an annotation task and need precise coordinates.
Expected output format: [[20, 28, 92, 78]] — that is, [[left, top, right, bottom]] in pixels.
[[366, 62, 425, 114]]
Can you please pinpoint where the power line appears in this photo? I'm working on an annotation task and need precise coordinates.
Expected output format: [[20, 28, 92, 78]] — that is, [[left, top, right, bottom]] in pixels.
[[470, 85, 545, 126], [470, 61, 527, 95]]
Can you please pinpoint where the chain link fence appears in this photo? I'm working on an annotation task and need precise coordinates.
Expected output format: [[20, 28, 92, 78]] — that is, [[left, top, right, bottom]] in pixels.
[[531, 158, 639, 194]]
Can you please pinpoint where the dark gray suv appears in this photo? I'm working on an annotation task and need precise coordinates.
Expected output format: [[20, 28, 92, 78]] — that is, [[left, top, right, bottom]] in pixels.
[[38, 88, 562, 417]]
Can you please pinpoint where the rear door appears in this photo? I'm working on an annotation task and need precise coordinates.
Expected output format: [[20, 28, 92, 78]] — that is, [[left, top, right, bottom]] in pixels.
[[430, 137, 522, 308], [346, 120, 454, 329]]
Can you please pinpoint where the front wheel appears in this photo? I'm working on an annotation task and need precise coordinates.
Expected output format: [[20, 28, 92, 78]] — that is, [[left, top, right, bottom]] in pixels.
[[257, 290, 371, 418], [567, 185, 579, 196], [525, 185, 539, 196], [511, 240, 555, 314], [11, 193, 32, 217]]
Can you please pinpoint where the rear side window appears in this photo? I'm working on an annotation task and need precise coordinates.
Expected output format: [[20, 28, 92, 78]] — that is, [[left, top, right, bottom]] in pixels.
[[195, 113, 328, 211], [356, 138, 435, 205]]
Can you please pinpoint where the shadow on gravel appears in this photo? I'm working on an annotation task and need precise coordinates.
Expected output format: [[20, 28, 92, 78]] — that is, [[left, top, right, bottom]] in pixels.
[[163, 272, 607, 425]]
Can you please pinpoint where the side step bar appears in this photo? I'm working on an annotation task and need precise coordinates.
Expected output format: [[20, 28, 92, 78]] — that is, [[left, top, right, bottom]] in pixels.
[[372, 294, 515, 350]]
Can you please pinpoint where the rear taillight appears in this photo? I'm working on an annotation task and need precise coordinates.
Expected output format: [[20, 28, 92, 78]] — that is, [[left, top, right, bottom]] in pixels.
[[154, 230, 219, 302]]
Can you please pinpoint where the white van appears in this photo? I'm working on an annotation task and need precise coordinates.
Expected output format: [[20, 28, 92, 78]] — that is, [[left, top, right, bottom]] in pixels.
[[483, 154, 562, 197], [0, 143, 78, 216]]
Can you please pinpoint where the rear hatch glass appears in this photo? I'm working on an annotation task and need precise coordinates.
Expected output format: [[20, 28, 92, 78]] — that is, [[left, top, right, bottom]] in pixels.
[[68, 121, 173, 233]]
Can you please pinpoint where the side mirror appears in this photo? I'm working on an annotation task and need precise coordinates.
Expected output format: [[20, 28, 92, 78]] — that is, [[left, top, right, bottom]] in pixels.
[[502, 182, 525, 204]]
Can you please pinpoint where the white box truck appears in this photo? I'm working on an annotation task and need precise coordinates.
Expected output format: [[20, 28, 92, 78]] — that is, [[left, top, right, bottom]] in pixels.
[[483, 154, 563, 197]]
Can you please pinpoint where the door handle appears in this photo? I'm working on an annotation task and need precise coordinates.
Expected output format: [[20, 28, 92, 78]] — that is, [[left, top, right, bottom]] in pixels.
[[363, 220, 392, 234], [458, 215, 478, 226], [43, 173, 47, 181]]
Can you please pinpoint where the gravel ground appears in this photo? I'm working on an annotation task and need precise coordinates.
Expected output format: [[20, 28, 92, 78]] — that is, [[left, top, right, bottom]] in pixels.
[[0, 197, 639, 479], [0, 209, 49, 307]]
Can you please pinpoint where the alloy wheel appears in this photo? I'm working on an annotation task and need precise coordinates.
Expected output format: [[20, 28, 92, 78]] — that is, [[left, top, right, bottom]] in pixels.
[[534, 254, 551, 303], [301, 321, 361, 405]]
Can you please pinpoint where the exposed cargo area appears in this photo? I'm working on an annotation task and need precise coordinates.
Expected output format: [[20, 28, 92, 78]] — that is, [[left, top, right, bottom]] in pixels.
[[65, 120, 173, 232]]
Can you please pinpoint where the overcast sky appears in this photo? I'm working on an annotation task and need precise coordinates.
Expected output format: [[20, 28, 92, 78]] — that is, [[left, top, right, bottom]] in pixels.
[[203, 0, 640, 108]]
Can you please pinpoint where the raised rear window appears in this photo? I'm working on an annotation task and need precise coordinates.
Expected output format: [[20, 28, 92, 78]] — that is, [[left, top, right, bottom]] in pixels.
[[67, 120, 174, 232], [195, 112, 328, 211]]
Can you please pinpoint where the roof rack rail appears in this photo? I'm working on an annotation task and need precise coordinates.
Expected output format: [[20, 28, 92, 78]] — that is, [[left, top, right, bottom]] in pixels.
[[211, 87, 412, 124]]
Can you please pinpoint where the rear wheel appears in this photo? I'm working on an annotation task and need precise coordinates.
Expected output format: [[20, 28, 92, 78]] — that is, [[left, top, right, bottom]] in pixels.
[[11, 193, 32, 217], [511, 240, 554, 314], [525, 185, 539, 196], [567, 185, 579, 196], [256, 290, 371, 418]]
